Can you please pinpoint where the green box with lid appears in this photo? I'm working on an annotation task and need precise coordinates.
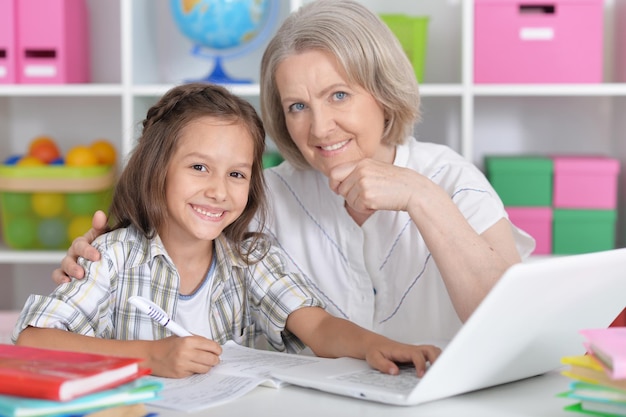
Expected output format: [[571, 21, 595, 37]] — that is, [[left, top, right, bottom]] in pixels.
[[552, 209, 617, 254], [485, 156, 553, 206]]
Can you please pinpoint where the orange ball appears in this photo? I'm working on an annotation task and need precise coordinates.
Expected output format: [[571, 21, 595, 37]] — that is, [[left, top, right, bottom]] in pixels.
[[28, 135, 56, 152], [65, 146, 99, 167], [90, 139, 117, 165], [28, 137, 61, 164]]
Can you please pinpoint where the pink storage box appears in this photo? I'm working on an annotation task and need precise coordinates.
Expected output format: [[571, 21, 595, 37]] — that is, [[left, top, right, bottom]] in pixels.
[[17, 0, 90, 84], [506, 207, 553, 255], [0, 0, 16, 83], [474, 0, 603, 83], [553, 156, 620, 209]]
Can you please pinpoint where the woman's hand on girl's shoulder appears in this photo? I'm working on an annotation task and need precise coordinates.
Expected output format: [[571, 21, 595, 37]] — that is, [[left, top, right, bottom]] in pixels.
[[51, 210, 109, 284]]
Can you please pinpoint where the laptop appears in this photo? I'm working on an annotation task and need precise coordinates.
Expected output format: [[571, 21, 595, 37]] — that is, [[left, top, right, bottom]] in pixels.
[[271, 248, 626, 406]]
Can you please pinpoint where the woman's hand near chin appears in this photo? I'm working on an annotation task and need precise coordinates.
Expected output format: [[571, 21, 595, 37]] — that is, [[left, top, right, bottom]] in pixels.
[[329, 159, 428, 214]]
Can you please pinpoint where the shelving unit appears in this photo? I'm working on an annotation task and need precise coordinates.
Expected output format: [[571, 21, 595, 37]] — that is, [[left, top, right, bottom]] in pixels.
[[1, 0, 625, 309]]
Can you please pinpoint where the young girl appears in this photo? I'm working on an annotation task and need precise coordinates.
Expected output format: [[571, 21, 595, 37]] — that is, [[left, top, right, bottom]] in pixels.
[[13, 83, 439, 379]]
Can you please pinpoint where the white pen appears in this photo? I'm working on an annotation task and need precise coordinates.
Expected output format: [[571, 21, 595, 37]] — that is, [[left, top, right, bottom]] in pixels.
[[128, 295, 192, 337]]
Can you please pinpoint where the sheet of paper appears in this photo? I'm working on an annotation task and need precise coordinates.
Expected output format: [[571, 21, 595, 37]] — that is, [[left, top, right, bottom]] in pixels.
[[147, 372, 269, 412], [146, 341, 323, 412], [218, 341, 321, 386]]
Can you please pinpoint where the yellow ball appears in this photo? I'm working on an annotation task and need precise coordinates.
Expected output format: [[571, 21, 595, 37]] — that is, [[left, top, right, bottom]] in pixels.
[[68, 216, 94, 241], [65, 146, 99, 167], [90, 139, 117, 166], [31, 193, 65, 218], [17, 156, 46, 166]]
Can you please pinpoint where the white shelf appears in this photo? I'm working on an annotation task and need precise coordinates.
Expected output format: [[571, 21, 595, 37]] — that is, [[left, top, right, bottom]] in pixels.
[[0, 248, 64, 265], [1, 0, 625, 309], [472, 84, 626, 96], [0, 84, 125, 97], [130, 83, 262, 98]]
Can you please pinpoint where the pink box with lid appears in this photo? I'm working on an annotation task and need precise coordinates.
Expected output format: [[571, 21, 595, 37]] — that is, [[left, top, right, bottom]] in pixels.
[[506, 207, 553, 255], [16, 0, 89, 84], [474, 0, 603, 83], [553, 156, 620, 209]]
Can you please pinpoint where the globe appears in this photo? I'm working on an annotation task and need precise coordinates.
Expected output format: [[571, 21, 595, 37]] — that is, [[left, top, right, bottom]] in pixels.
[[170, 0, 276, 84]]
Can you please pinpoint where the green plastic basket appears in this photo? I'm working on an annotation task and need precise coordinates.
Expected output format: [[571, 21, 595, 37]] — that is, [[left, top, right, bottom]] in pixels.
[[380, 14, 429, 83], [0, 165, 115, 250]]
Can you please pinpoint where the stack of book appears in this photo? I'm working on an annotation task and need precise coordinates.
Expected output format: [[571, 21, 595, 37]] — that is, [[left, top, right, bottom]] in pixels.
[[560, 327, 626, 416], [0, 344, 161, 417]]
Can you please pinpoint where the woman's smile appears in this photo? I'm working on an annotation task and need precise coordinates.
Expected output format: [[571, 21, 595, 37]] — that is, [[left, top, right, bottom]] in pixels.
[[319, 139, 351, 152]]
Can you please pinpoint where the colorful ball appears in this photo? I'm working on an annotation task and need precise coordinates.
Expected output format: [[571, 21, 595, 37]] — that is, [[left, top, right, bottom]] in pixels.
[[3, 154, 22, 165], [16, 156, 46, 166], [32, 192, 65, 218], [28, 135, 56, 152], [1, 192, 32, 215], [38, 218, 67, 248], [65, 146, 99, 167], [90, 139, 117, 165], [28, 136, 61, 164], [68, 216, 93, 241], [5, 216, 37, 249], [66, 192, 103, 215]]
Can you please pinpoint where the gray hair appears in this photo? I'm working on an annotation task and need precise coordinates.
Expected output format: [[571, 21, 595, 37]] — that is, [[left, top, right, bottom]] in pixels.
[[260, 0, 421, 169]]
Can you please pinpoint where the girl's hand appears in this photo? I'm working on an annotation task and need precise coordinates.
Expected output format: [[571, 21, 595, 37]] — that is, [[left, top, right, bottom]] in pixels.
[[147, 336, 223, 378], [287, 307, 441, 376], [364, 342, 441, 377]]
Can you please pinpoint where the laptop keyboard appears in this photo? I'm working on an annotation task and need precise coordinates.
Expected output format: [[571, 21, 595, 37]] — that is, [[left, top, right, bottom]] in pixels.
[[332, 364, 421, 394]]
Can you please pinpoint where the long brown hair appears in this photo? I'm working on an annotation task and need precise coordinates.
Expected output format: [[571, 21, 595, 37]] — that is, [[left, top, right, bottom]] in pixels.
[[108, 83, 267, 261]]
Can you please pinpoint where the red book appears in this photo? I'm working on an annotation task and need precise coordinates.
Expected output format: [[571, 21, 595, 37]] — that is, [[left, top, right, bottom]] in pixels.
[[0, 344, 148, 401]]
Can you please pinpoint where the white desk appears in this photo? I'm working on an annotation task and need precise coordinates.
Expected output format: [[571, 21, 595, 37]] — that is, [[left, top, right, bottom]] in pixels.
[[146, 370, 576, 417]]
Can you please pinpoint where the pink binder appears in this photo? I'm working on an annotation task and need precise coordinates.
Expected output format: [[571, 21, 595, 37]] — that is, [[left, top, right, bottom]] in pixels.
[[17, 0, 90, 84], [0, 0, 16, 84]]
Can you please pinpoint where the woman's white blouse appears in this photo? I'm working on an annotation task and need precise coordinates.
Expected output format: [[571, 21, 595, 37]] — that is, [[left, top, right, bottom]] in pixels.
[[262, 138, 535, 344]]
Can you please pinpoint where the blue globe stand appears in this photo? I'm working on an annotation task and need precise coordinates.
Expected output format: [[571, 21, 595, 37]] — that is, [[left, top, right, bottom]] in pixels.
[[195, 54, 252, 85]]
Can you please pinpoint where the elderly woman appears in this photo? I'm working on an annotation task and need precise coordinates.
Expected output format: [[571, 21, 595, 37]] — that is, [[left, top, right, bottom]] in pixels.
[[53, 0, 534, 345]]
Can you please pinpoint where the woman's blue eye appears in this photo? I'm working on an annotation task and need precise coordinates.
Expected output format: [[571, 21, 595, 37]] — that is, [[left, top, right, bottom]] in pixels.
[[289, 103, 305, 112], [334, 91, 347, 100]]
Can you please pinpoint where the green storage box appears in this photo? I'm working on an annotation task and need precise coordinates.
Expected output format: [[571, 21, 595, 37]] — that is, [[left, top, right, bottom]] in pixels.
[[485, 156, 553, 206], [262, 151, 283, 169], [0, 165, 115, 250], [552, 209, 617, 254], [380, 14, 429, 83]]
